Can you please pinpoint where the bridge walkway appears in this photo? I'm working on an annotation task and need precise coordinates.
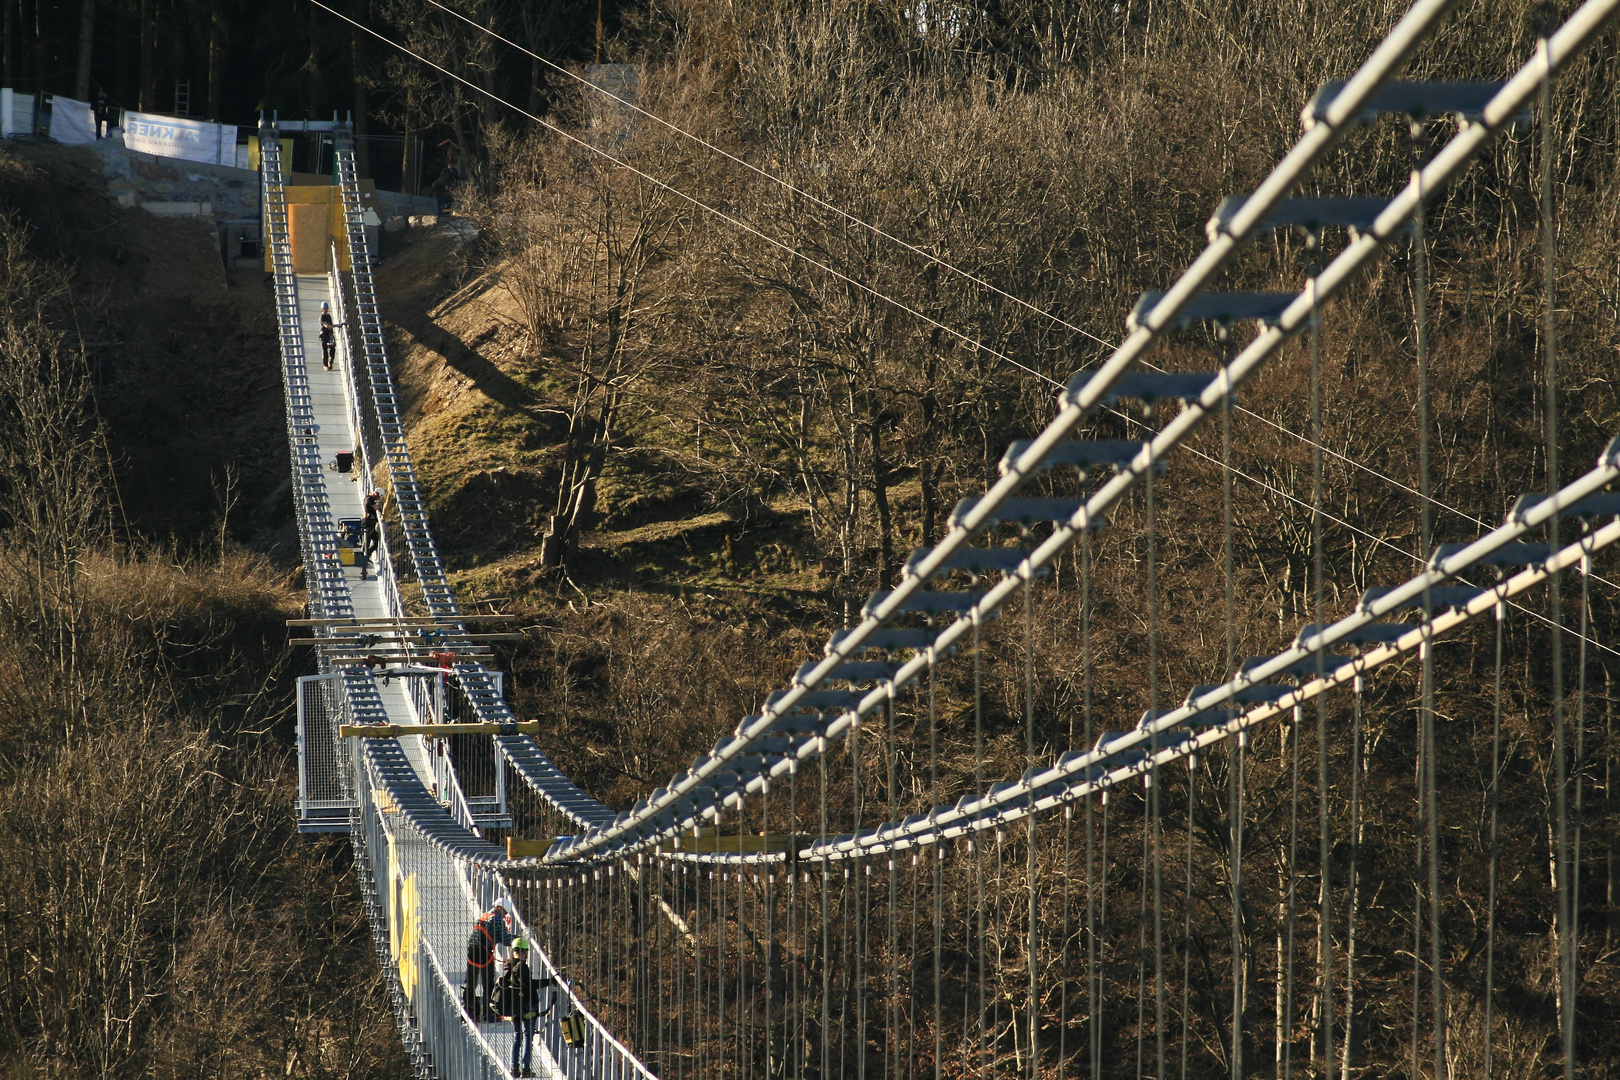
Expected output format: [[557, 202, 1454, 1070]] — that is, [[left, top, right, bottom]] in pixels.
[[294, 267, 570, 1077], [295, 272, 431, 782]]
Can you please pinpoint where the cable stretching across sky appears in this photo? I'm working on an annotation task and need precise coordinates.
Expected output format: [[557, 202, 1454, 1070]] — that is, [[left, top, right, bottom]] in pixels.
[[311, 0, 1056, 387]]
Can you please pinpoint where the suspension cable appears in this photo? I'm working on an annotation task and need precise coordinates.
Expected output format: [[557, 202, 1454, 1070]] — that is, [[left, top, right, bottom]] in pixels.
[[1310, 233, 1336, 1080], [308, 0, 1056, 388], [1484, 584, 1507, 1080]]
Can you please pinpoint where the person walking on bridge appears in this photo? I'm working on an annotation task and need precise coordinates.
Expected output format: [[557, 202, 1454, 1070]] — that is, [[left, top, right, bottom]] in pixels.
[[93, 88, 116, 138], [362, 492, 382, 561], [497, 937, 555, 1077], [464, 899, 513, 1020], [358, 491, 383, 581], [319, 301, 339, 370]]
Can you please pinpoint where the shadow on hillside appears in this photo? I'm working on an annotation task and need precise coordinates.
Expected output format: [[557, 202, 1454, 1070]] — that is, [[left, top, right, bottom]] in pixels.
[[392, 312, 539, 415]]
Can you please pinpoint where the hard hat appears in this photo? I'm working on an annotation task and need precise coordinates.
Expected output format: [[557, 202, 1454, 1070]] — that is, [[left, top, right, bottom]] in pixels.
[[513, 937, 529, 951], [321, 300, 330, 309], [492, 897, 512, 913]]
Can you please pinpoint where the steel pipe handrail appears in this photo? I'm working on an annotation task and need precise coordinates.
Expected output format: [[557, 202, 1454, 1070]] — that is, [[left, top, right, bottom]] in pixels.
[[794, 454, 1620, 859], [637, 452, 1620, 865], [261, 124, 357, 643]]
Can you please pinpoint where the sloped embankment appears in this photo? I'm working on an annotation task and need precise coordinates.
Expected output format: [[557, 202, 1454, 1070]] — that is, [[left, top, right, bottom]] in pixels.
[[375, 225, 838, 807]]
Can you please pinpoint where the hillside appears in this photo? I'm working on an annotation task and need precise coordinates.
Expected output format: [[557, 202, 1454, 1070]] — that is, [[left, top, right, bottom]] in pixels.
[[0, 141, 405, 1078]]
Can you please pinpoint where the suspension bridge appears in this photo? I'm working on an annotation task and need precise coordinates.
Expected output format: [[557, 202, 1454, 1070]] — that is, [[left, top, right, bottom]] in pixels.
[[270, 1, 1620, 1076]]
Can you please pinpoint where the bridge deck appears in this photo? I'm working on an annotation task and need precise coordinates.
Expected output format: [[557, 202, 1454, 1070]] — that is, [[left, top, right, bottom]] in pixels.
[[294, 272, 564, 1075], [295, 275, 428, 779]]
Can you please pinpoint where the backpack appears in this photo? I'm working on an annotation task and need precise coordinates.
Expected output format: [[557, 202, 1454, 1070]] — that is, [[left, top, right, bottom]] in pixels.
[[496, 971, 523, 1018]]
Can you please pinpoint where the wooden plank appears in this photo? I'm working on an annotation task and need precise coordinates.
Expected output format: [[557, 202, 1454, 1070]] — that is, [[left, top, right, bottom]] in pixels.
[[320, 647, 496, 655], [504, 831, 803, 860], [338, 721, 543, 738], [289, 202, 330, 273], [325, 630, 527, 641], [328, 660, 495, 668], [289, 634, 521, 645]]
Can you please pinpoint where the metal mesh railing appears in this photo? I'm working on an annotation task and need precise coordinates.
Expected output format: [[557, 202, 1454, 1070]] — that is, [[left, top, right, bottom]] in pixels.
[[296, 673, 352, 827]]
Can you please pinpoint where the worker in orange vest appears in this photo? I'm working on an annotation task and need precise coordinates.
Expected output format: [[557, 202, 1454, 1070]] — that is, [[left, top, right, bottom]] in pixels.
[[463, 898, 513, 1020]]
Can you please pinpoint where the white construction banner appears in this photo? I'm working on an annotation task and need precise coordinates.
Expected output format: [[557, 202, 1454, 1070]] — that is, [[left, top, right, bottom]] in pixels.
[[47, 94, 96, 144], [0, 89, 35, 136], [121, 111, 238, 165]]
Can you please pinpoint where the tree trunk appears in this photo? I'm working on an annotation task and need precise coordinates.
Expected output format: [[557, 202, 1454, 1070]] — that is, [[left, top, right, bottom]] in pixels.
[[1608, 667, 1615, 947], [402, 105, 417, 193], [74, 0, 94, 101], [31, 0, 41, 89], [871, 418, 893, 589], [206, 6, 222, 120], [138, 0, 154, 111], [1275, 901, 1286, 1072], [448, 87, 471, 173], [839, 383, 860, 625], [541, 402, 613, 573], [114, 0, 130, 109], [4, 0, 13, 91], [1342, 848, 1359, 1080], [919, 378, 938, 547], [307, 0, 319, 119], [353, 27, 370, 178]]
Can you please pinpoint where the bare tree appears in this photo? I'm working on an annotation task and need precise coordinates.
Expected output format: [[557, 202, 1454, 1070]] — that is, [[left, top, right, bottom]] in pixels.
[[0, 213, 108, 706]]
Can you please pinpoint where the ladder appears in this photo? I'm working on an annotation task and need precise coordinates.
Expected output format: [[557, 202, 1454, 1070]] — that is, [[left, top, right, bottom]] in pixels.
[[331, 127, 457, 620], [331, 124, 615, 833]]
